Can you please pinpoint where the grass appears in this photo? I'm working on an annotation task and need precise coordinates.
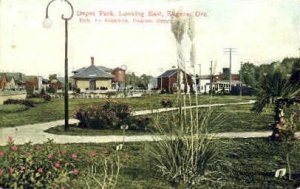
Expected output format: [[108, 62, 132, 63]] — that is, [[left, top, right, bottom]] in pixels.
[[46, 103, 274, 136], [0, 95, 254, 127], [2, 139, 298, 188], [0, 104, 29, 113], [70, 139, 300, 188]]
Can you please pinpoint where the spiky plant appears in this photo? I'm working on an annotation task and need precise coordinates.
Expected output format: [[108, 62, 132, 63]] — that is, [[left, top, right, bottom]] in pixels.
[[252, 69, 300, 141]]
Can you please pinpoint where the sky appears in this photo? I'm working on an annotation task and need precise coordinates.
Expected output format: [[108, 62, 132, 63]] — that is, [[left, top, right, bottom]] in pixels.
[[1, 0, 300, 78]]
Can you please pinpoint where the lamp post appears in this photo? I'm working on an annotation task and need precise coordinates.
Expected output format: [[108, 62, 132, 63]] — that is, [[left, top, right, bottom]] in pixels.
[[43, 0, 74, 131]]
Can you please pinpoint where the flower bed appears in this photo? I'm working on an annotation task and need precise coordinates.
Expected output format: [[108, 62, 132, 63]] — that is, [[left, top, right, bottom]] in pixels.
[[74, 101, 150, 131]]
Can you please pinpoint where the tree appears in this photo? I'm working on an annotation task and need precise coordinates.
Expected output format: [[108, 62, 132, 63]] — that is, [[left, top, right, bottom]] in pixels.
[[240, 62, 259, 87]]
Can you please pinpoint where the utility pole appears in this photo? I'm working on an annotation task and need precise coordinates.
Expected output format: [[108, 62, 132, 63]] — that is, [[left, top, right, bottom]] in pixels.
[[210, 61, 213, 94], [240, 61, 243, 97], [198, 64, 201, 94], [224, 48, 237, 94]]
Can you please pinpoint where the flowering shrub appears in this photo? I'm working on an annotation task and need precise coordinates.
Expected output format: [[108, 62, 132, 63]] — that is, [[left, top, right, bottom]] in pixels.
[[75, 101, 132, 129], [0, 138, 80, 188], [161, 98, 173, 108], [271, 108, 300, 141], [74, 101, 151, 131]]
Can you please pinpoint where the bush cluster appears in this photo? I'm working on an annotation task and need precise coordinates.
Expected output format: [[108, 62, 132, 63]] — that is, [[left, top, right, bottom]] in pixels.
[[161, 98, 173, 108], [0, 138, 80, 188], [75, 101, 150, 130], [3, 99, 35, 107]]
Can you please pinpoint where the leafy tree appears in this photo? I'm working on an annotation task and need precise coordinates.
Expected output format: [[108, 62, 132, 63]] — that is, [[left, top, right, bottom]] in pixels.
[[240, 62, 259, 87]]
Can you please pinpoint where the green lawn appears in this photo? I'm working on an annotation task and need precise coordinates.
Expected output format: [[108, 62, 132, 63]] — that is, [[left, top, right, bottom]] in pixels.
[[46, 104, 274, 136], [65, 139, 300, 188], [2, 139, 297, 188], [0, 95, 254, 127]]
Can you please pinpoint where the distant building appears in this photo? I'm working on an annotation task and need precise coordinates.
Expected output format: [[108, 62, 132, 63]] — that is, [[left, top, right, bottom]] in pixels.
[[197, 68, 240, 94], [157, 68, 193, 93], [0, 73, 8, 90], [72, 57, 114, 91]]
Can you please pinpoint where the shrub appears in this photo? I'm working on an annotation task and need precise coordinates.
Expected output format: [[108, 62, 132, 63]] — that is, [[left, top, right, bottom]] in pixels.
[[75, 101, 151, 131], [3, 99, 35, 107], [46, 87, 56, 94], [0, 104, 29, 113], [100, 86, 108, 90], [161, 98, 172, 108], [75, 101, 132, 129], [0, 138, 80, 188]]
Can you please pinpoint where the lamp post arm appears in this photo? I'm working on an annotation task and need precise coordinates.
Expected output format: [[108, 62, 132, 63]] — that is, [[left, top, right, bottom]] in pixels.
[[45, 0, 74, 21], [45, 0, 56, 18], [62, 0, 74, 21]]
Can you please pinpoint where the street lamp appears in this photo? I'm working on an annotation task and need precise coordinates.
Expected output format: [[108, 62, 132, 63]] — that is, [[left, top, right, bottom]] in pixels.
[[43, 0, 74, 131]]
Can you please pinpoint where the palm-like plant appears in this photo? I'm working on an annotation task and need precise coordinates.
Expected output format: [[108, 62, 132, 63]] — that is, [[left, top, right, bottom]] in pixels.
[[252, 69, 300, 140]]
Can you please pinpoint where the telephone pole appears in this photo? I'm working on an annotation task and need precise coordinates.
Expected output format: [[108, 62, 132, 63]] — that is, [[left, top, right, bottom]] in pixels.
[[224, 48, 237, 94], [210, 61, 213, 94], [240, 61, 243, 97], [198, 64, 201, 94]]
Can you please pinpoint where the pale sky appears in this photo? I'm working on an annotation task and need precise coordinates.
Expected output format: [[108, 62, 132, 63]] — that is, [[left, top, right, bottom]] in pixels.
[[1, 0, 300, 78]]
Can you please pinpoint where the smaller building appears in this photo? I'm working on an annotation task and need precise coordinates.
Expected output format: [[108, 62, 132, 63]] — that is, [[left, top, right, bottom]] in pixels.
[[157, 68, 193, 93], [72, 57, 113, 91], [0, 73, 8, 90]]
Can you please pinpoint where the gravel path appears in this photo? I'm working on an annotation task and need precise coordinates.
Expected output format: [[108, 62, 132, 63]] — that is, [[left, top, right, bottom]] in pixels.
[[2, 100, 293, 146]]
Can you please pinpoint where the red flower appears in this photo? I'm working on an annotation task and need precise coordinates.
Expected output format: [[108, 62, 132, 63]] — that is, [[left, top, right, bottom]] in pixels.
[[71, 153, 77, 159], [38, 168, 43, 173], [71, 169, 80, 175], [11, 145, 18, 152], [54, 162, 61, 169], [0, 151, 5, 157], [47, 154, 53, 160]]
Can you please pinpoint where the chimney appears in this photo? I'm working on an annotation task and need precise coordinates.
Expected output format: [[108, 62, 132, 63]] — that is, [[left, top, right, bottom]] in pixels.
[[91, 57, 94, 65]]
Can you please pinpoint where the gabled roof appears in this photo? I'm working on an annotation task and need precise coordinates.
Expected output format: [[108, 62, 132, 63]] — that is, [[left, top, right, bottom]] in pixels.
[[0, 72, 26, 81], [72, 65, 113, 79], [158, 69, 178, 78], [158, 69, 191, 78]]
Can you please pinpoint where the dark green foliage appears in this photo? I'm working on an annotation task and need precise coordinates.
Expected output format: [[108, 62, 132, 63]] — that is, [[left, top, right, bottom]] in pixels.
[[75, 101, 150, 130], [3, 99, 35, 107], [160, 98, 173, 107]]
